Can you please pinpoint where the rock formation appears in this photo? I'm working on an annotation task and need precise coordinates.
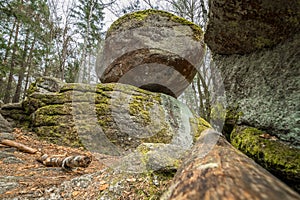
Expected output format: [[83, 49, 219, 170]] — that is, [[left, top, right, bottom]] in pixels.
[[96, 10, 206, 98], [0, 114, 12, 133], [205, 0, 299, 147], [21, 77, 209, 153], [1, 6, 299, 198], [204, 0, 300, 193], [0, 76, 211, 173]]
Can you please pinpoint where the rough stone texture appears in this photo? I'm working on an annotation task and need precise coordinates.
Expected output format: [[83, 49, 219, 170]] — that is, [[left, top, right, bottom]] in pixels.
[[0, 177, 19, 195], [162, 129, 300, 200], [0, 132, 15, 141], [0, 114, 13, 133], [0, 103, 30, 127], [112, 143, 186, 173], [231, 126, 300, 193], [23, 78, 210, 156], [204, 0, 300, 54], [97, 10, 205, 97], [27, 76, 64, 94], [215, 33, 300, 146]]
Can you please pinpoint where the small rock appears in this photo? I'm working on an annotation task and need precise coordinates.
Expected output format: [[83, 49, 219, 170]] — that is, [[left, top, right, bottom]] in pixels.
[[0, 181, 19, 194], [0, 114, 13, 133], [0, 152, 15, 159], [3, 157, 24, 164], [0, 132, 15, 140], [71, 176, 92, 189]]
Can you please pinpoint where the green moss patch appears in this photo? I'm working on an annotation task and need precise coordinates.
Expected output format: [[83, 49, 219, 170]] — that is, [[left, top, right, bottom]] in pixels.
[[191, 117, 211, 141], [106, 9, 203, 41], [231, 126, 300, 191]]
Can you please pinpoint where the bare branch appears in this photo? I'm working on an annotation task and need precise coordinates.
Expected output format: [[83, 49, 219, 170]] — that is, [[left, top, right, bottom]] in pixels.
[[0, 139, 37, 154]]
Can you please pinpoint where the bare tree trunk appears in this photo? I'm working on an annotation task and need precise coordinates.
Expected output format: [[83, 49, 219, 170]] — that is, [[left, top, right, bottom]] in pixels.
[[87, 52, 92, 83], [199, 0, 208, 27], [22, 36, 37, 100], [58, 24, 69, 81], [12, 30, 30, 103], [162, 129, 300, 200], [78, 1, 95, 83], [3, 20, 20, 103]]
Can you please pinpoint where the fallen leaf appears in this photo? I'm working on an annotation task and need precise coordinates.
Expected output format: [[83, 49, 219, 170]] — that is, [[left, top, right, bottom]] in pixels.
[[72, 191, 80, 197], [99, 184, 109, 191]]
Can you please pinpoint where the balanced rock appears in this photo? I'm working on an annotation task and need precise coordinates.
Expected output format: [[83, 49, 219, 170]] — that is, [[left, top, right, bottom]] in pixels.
[[96, 10, 205, 98]]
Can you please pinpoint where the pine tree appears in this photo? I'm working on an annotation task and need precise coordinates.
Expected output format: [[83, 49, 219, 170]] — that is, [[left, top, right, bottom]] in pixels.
[[71, 0, 105, 83]]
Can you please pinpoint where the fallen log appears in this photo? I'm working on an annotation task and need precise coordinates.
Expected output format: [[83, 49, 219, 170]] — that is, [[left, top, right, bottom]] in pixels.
[[161, 129, 300, 200], [37, 154, 92, 171], [0, 139, 37, 154]]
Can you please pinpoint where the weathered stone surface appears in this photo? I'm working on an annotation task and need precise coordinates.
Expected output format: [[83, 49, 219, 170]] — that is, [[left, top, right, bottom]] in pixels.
[[2, 157, 24, 164], [0, 114, 13, 133], [113, 143, 186, 173], [0, 103, 29, 127], [231, 126, 300, 193], [162, 129, 300, 200], [204, 0, 300, 54], [0, 152, 15, 159], [27, 76, 64, 95], [97, 10, 205, 97], [0, 132, 15, 140], [216, 33, 300, 146], [25, 78, 210, 156], [0, 177, 19, 195]]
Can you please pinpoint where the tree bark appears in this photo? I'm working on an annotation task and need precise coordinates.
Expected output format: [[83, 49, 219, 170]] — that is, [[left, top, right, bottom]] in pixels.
[[161, 129, 300, 200], [22, 36, 36, 100], [37, 154, 92, 171]]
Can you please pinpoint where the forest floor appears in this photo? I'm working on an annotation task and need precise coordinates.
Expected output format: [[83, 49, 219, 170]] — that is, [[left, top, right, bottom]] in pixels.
[[0, 129, 171, 200]]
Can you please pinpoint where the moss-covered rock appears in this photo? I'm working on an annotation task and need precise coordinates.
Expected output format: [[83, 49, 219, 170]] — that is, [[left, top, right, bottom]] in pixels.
[[113, 143, 186, 173], [25, 78, 211, 155], [205, 0, 300, 54], [0, 103, 30, 127], [26, 76, 64, 95], [106, 9, 203, 41], [231, 126, 300, 192]]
